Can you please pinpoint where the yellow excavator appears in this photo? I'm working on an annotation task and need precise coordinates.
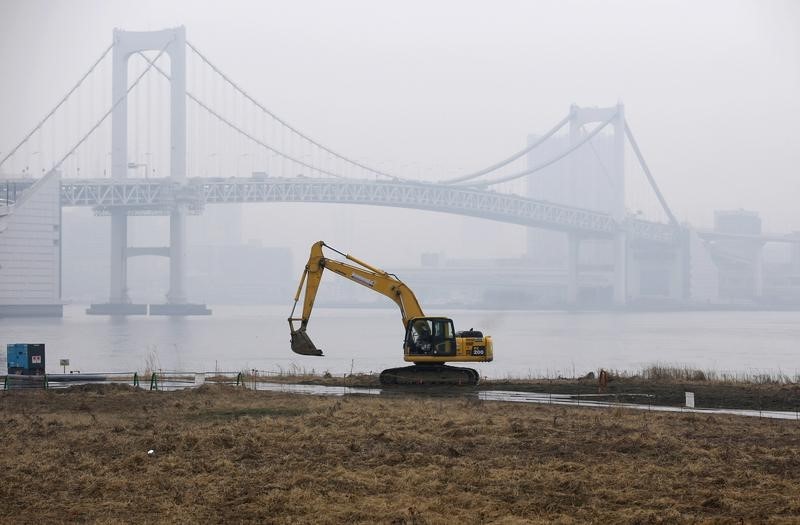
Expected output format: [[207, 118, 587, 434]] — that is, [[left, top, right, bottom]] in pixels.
[[289, 241, 493, 385]]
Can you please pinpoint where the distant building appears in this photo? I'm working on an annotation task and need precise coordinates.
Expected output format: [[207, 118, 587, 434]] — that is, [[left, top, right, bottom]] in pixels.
[[714, 210, 761, 235], [187, 203, 243, 247], [61, 209, 109, 302], [187, 242, 292, 304], [711, 209, 763, 300], [687, 230, 720, 304], [0, 172, 62, 316], [184, 205, 291, 304], [793, 237, 800, 276]]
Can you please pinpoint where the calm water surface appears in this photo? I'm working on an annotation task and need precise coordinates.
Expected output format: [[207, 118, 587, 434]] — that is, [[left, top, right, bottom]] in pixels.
[[1, 305, 798, 378]]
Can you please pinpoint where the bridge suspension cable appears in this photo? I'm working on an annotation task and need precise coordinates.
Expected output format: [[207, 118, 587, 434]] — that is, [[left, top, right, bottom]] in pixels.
[[51, 40, 173, 171], [138, 52, 346, 179], [624, 121, 678, 227], [440, 114, 571, 185], [458, 113, 617, 187], [0, 42, 113, 170], [580, 122, 616, 189], [185, 40, 397, 180]]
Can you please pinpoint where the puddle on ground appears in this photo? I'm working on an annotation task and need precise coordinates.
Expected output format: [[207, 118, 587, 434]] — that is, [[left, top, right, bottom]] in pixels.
[[477, 389, 800, 421], [247, 381, 800, 421]]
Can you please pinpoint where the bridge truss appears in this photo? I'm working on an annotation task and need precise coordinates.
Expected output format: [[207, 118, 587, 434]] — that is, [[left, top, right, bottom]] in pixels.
[[54, 176, 676, 243]]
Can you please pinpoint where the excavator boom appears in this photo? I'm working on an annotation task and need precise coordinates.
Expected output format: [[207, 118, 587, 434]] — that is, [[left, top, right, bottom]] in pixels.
[[288, 266, 323, 356]]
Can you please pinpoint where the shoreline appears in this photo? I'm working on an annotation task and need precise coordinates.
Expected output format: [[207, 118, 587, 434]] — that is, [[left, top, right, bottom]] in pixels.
[[5, 367, 799, 412], [234, 370, 800, 412]]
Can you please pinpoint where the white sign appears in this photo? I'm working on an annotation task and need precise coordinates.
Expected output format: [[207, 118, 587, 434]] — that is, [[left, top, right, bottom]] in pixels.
[[685, 392, 695, 408]]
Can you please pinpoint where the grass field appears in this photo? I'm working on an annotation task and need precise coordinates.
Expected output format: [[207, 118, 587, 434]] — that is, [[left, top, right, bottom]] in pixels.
[[2, 384, 800, 523]]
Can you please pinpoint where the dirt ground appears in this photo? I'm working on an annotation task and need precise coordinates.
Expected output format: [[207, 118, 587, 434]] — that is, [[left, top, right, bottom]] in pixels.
[[2, 384, 800, 524]]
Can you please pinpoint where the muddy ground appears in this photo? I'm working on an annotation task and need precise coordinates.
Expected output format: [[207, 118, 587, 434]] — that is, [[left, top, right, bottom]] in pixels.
[[2, 384, 800, 524], [274, 373, 800, 412], [482, 378, 800, 412]]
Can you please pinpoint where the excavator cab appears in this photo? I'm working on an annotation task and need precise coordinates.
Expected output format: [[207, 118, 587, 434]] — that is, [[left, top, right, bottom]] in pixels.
[[404, 317, 457, 357]]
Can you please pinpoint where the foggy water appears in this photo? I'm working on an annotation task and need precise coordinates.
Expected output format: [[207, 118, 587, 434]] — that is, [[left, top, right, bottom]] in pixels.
[[1, 305, 799, 379]]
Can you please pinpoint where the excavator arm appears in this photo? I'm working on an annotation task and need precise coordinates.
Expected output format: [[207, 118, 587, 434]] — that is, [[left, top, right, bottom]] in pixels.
[[289, 241, 426, 356]]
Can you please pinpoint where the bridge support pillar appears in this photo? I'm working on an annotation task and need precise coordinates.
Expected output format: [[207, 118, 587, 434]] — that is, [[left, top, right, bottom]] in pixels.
[[792, 234, 800, 275], [655, 232, 690, 303], [613, 232, 627, 306], [168, 208, 187, 304], [566, 233, 580, 305], [625, 234, 689, 306], [753, 246, 764, 299], [149, 205, 210, 315], [87, 210, 148, 315], [673, 230, 691, 302], [109, 210, 128, 304]]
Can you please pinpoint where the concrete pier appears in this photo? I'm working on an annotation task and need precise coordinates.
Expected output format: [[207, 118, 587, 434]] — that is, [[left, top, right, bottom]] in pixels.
[[566, 233, 580, 305], [86, 303, 147, 315]]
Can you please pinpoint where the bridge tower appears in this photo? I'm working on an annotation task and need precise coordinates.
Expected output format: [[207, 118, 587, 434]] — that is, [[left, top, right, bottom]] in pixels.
[[528, 103, 628, 305], [567, 103, 627, 306], [88, 27, 209, 315]]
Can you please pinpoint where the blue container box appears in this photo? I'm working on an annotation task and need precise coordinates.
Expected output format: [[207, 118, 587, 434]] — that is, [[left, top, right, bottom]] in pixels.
[[7, 344, 27, 370], [6, 343, 46, 375]]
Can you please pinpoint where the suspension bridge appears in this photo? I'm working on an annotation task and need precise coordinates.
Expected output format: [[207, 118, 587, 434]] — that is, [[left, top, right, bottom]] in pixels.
[[1, 27, 795, 315]]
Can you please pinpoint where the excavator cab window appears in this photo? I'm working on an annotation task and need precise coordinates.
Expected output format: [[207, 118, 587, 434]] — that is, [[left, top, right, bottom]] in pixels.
[[405, 318, 456, 356]]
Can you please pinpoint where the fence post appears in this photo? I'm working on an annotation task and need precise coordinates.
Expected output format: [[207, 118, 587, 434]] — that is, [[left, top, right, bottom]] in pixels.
[[133, 372, 139, 388], [150, 373, 158, 391], [43, 374, 48, 390], [3, 375, 7, 391]]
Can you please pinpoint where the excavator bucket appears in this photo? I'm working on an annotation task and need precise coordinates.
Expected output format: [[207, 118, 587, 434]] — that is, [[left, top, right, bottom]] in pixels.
[[290, 329, 323, 356]]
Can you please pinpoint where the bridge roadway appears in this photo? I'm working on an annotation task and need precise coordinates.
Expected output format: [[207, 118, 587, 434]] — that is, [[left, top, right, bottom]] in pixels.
[[11, 175, 678, 242]]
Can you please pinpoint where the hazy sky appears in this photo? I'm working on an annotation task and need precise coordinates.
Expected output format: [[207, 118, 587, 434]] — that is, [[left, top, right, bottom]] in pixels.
[[1, 0, 799, 265]]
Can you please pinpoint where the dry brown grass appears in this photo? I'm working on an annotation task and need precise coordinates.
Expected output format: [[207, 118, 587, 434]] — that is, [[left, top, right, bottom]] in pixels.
[[2, 384, 800, 524]]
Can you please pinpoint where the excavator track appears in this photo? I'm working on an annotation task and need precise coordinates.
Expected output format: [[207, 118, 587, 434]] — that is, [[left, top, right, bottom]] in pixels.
[[379, 364, 480, 386]]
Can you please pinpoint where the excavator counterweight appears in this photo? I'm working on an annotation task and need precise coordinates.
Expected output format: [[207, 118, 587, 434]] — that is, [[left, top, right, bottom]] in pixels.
[[287, 241, 493, 386]]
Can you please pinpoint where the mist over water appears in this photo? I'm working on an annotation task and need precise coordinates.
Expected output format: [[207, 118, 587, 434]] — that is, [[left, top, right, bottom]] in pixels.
[[2, 306, 799, 379]]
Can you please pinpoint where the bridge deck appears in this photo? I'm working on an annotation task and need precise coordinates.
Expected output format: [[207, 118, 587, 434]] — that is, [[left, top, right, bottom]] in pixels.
[[7, 175, 679, 242]]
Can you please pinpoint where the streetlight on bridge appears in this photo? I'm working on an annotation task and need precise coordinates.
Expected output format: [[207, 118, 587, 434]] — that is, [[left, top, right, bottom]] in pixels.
[[127, 161, 149, 179]]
